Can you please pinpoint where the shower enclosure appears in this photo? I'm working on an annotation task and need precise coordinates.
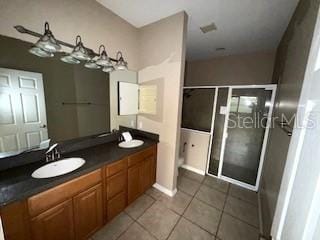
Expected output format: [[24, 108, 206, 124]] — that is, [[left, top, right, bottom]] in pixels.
[[181, 85, 276, 191]]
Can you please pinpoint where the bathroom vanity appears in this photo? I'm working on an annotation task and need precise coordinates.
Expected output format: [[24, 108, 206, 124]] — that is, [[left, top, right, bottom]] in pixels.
[[0, 134, 158, 240]]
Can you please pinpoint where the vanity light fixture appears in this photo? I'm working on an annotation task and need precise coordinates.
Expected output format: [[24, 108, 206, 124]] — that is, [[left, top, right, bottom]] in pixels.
[[61, 55, 80, 64], [96, 45, 112, 67], [29, 46, 54, 58], [85, 58, 101, 69], [102, 65, 115, 73], [14, 22, 129, 72], [70, 35, 91, 61], [115, 51, 128, 70], [34, 22, 61, 53]]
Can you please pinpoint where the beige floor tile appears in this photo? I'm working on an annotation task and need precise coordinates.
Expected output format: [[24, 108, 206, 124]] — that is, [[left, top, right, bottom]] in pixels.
[[158, 190, 192, 215], [178, 176, 201, 196], [183, 198, 222, 235], [145, 187, 165, 200], [118, 223, 156, 240], [125, 194, 154, 219], [138, 202, 180, 240], [229, 184, 258, 206], [224, 196, 259, 227], [168, 217, 213, 240], [217, 214, 259, 240], [195, 185, 227, 210], [181, 169, 205, 183], [202, 176, 229, 193], [92, 213, 133, 240]]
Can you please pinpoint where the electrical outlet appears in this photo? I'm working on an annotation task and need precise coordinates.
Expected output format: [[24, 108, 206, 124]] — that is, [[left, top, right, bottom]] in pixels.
[[138, 121, 143, 129]]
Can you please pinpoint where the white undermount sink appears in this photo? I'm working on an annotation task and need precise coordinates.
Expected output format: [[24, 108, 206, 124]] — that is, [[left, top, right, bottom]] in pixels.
[[118, 139, 144, 148], [32, 158, 86, 179]]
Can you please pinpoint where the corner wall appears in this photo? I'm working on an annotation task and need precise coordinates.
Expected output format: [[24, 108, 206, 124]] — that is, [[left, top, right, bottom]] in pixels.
[[137, 12, 188, 192]]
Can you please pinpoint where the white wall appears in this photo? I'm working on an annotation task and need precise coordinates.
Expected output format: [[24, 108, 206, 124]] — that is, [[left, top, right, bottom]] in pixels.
[[180, 129, 210, 174], [314, 216, 320, 240], [137, 12, 188, 192]]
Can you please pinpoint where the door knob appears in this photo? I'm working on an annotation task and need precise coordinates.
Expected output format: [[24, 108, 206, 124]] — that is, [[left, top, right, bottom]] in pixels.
[[40, 124, 47, 128]]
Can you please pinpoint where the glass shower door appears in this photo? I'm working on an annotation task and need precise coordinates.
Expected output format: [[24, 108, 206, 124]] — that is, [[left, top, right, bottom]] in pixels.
[[221, 88, 273, 187], [208, 88, 229, 176]]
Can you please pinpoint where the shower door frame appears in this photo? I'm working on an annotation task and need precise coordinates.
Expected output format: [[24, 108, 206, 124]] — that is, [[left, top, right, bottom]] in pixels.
[[181, 87, 218, 176], [217, 84, 277, 191], [182, 84, 277, 191]]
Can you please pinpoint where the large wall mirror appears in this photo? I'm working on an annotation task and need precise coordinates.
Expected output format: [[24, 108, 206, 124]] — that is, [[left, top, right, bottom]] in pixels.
[[0, 35, 137, 156]]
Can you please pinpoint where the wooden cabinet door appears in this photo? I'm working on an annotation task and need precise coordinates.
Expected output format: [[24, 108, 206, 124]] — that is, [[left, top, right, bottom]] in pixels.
[[128, 163, 141, 204], [73, 184, 103, 240], [1, 201, 31, 240], [107, 191, 127, 221], [31, 200, 74, 240], [140, 157, 152, 193]]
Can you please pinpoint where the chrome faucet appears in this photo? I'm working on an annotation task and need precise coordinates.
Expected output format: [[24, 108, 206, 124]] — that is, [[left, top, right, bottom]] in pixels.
[[45, 143, 61, 162]]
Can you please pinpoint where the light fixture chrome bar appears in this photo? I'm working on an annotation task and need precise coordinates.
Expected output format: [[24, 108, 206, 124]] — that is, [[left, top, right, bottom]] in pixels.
[[14, 25, 118, 62]]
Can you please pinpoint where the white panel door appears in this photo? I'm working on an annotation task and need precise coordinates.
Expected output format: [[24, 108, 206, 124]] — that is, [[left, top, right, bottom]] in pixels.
[[0, 68, 48, 152]]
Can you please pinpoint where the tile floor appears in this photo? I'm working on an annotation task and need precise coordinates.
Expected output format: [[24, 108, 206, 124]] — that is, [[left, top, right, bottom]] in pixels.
[[91, 168, 260, 240]]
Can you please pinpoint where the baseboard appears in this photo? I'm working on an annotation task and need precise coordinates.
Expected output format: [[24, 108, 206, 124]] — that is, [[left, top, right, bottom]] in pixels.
[[258, 191, 264, 235], [258, 191, 273, 240], [180, 164, 206, 176], [153, 183, 177, 197]]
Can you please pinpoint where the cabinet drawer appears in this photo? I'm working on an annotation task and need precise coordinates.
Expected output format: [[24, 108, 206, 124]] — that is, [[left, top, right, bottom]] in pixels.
[[107, 191, 126, 221], [107, 170, 127, 200], [28, 169, 102, 217], [128, 146, 155, 167], [106, 158, 127, 177]]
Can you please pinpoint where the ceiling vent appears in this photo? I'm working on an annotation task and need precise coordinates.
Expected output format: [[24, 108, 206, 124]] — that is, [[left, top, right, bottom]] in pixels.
[[200, 23, 217, 34]]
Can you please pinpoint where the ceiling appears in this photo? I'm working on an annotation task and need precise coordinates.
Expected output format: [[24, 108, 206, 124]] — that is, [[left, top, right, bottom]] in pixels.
[[97, 0, 299, 61]]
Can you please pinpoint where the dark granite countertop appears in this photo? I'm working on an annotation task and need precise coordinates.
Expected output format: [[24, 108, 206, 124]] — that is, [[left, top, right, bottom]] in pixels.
[[0, 136, 157, 207]]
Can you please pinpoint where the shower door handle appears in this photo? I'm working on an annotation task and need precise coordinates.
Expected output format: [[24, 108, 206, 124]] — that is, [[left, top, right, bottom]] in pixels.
[[183, 142, 187, 152]]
